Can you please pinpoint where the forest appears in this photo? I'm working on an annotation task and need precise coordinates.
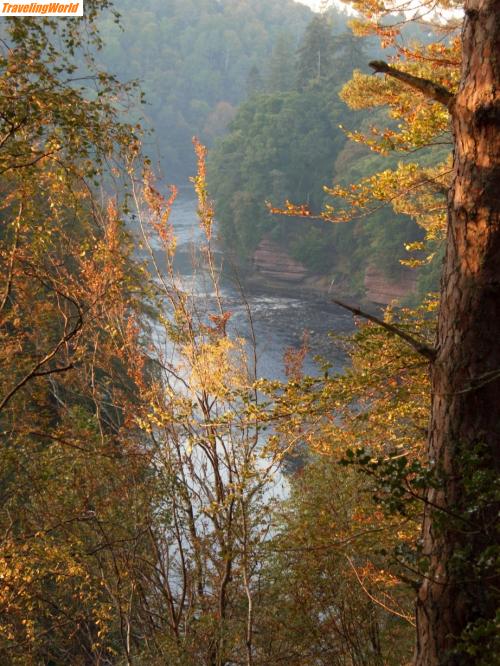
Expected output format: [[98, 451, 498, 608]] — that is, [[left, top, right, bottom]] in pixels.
[[96, 0, 314, 178], [207, 12, 448, 299], [0, 1, 499, 665]]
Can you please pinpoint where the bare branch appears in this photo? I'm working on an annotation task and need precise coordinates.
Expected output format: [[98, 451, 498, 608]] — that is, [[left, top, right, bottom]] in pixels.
[[331, 298, 437, 361], [0, 312, 82, 413], [369, 60, 455, 109]]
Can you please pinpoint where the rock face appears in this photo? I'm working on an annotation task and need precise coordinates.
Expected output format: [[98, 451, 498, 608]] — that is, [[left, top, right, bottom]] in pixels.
[[251, 239, 416, 304], [252, 238, 308, 282], [364, 265, 416, 305]]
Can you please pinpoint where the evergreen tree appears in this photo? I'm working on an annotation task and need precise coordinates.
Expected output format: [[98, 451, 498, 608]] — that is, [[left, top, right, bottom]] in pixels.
[[246, 64, 263, 97], [332, 31, 368, 81], [296, 15, 335, 90], [266, 33, 296, 92]]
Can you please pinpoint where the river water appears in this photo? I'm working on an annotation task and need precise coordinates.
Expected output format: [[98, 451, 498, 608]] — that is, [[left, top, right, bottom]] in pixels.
[[164, 193, 354, 382], [137, 191, 355, 504]]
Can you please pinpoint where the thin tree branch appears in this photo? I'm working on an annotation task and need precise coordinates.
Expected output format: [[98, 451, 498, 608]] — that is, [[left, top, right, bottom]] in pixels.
[[0, 313, 82, 413], [0, 204, 22, 320], [0, 148, 61, 176], [331, 298, 437, 361], [31, 363, 75, 377], [265, 526, 389, 553], [345, 555, 416, 627], [369, 60, 455, 109]]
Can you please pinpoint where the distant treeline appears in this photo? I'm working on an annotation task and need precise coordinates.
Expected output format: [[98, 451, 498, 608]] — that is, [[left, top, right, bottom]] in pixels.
[[97, 0, 319, 178]]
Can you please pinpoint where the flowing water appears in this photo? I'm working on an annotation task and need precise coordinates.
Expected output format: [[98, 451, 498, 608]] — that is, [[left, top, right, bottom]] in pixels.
[[135, 191, 355, 515], [163, 192, 354, 381]]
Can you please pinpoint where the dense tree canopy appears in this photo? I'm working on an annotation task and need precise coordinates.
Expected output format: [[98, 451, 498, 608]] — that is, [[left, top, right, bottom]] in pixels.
[[208, 12, 445, 297], [96, 0, 317, 179], [208, 87, 346, 268], [1, 1, 498, 664]]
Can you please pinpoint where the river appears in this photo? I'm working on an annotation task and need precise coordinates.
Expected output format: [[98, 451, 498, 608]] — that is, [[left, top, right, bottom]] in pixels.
[[137, 191, 354, 512], [162, 192, 354, 382]]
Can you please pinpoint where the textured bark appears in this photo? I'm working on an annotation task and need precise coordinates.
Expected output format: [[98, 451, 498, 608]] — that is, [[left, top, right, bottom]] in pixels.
[[415, 1, 500, 664]]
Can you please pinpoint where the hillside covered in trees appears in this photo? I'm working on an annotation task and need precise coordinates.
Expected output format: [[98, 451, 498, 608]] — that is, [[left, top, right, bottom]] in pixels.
[[208, 12, 446, 301], [0, 1, 499, 665], [97, 0, 315, 178], [96, 0, 443, 302]]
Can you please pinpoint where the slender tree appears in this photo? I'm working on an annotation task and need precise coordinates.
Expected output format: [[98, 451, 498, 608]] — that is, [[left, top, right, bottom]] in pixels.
[[246, 64, 263, 97]]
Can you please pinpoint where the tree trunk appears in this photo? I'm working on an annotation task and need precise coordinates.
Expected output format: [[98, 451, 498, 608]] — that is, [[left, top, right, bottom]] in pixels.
[[415, 1, 500, 664]]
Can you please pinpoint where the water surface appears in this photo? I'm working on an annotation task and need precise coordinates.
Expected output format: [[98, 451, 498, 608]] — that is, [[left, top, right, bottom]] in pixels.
[[165, 193, 354, 382]]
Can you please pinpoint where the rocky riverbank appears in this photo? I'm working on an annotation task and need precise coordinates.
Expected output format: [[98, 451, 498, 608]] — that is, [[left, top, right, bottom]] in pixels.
[[247, 236, 417, 307]]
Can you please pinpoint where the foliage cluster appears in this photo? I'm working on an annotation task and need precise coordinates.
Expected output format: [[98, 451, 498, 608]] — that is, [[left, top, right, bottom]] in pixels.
[[0, 9, 155, 663], [0, 8, 430, 661]]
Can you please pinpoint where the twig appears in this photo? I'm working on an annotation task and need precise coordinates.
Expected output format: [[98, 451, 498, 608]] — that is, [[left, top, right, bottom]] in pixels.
[[0, 312, 82, 412], [345, 555, 416, 626]]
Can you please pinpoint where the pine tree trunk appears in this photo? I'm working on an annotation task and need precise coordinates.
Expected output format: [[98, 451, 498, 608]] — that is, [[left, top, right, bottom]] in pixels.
[[415, 1, 500, 664]]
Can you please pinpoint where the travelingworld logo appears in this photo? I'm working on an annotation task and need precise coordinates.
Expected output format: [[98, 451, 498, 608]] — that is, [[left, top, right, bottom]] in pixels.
[[1, 1, 82, 15]]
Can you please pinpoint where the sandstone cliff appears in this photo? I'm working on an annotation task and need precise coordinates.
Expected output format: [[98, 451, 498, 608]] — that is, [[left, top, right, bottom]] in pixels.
[[363, 265, 416, 305], [253, 238, 308, 282], [251, 238, 416, 305]]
